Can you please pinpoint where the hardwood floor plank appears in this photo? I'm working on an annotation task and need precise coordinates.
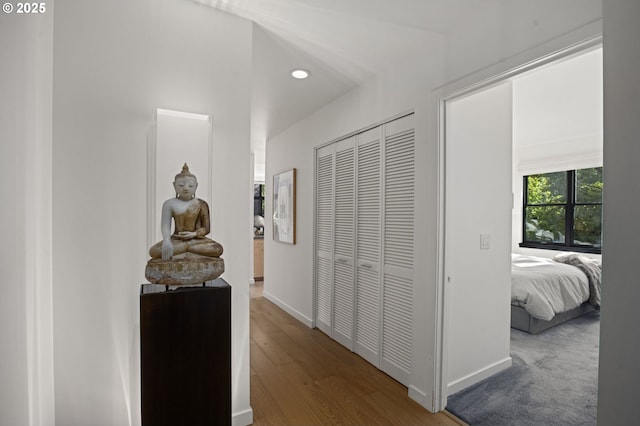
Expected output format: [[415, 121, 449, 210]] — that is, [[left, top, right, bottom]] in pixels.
[[250, 338, 279, 375], [250, 373, 289, 426], [256, 368, 323, 425], [275, 360, 354, 425], [249, 283, 462, 426], [314, 375, 392, 426], [252, 330, 298, 368]]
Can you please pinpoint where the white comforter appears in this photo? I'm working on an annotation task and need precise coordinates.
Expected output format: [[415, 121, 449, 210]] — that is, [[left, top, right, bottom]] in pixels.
[[511, 254, 590, 321]]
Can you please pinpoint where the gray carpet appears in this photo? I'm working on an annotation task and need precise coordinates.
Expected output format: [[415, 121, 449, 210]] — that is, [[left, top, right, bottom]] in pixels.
[[446, 310, 600, 425]]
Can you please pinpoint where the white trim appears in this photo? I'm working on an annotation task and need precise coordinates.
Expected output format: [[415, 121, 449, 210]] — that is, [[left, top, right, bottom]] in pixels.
[[147, 111, 158, 250], [446, 357, 512, 396], [433, 20, 602, 97], [314, 109, 414, 150], [432, 96, 448, 412], [249, 279, 256, 285], [208, 114, 214, 207], [311, 147, 318, 330], [263, 291, 314, 328], [157, 108, 210, 121], [232, 407, 254, 426], [408, 385, 428, 407], [25, 11, 55, 421], [434, 31, 603, 411]]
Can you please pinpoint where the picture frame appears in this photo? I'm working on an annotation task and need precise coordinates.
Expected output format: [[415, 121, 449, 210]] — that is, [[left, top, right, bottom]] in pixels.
[[272, 168, 296, 244]]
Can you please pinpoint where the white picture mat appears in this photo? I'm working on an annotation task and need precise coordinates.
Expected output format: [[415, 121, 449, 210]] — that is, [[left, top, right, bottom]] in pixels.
[[273, 168, 296, 244]]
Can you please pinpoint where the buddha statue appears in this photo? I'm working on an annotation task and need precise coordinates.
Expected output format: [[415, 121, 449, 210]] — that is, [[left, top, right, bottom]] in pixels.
[[145, 164, 224, 285]]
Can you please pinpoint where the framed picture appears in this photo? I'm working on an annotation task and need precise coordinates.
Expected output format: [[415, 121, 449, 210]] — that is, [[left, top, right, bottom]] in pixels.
[[273, 168, 296, 244]]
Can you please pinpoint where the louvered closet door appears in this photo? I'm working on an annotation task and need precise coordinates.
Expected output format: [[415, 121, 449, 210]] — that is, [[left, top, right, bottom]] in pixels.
[[354, 127, 382, 366], [381, 114, 415, 386], [315, 144, 334, 335], [332, 137, 356, 349]]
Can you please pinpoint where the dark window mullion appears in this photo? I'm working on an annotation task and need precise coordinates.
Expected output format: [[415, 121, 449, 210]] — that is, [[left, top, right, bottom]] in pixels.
[[566, 170, 575, 247], [522, 175, 527, 243], [527, 203, 566, 207]]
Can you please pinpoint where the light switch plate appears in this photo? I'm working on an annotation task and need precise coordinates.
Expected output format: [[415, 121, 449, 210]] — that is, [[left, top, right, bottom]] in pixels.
[[480, 233, 490, 249]]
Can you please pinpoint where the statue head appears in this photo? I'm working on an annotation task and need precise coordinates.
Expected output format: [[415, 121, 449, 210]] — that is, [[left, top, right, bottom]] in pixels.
[[174, 163, 198, 200]]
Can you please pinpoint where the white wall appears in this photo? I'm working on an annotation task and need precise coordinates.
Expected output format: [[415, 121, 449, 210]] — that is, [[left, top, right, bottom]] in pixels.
[[52, 1, 252, 424], [264, 44, 445, 407], [444, 0, 602, 83], [0, 10, 55, 426], [264, 1, 603, 412], [445, 82, 513, 395], [598, 0, 640, 422]]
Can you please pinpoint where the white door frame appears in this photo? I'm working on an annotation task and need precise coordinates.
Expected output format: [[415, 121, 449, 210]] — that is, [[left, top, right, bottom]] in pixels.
[[432, 34, 602, 411]]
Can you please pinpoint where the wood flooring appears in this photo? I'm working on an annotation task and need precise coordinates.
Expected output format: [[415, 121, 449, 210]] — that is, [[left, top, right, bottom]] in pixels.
[[250, 283, 463, 426]]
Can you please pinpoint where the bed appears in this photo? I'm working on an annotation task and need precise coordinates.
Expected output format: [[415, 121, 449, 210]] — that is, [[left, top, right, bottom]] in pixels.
[[511, 253, 602, 334]]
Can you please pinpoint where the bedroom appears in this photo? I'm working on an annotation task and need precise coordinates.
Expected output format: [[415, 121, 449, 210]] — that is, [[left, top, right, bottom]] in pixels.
[[510, 47, 602, 333], [444, 45, 602, 420]]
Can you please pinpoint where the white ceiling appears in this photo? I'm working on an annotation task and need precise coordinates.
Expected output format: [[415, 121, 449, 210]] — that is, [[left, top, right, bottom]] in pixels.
[[194, 0, 498, 180], [513, 48, 603, 147]]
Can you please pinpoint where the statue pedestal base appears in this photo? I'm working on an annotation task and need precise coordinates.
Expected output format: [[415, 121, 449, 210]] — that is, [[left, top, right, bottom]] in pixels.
[[145, 254, 224, 285], [140, 279, 231, 426]]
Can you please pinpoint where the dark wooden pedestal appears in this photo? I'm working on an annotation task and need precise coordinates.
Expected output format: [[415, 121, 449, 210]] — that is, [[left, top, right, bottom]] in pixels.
[[140, 279, 231, 426]]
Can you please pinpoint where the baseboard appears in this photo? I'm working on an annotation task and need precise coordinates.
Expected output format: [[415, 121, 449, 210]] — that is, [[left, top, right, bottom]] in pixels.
[[408, 385, 432, 411], [232, 407, 253, 426], [263, 291, 313, 327], [447, 356, 512, 396]]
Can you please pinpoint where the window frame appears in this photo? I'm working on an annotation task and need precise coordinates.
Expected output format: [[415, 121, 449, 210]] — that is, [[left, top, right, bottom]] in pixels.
[[254, 183, 265, 218], [520, 168, 602, 254]]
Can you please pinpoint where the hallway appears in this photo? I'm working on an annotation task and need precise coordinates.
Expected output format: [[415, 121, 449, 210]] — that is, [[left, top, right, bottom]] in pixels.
[[249, 283, 463, 425]]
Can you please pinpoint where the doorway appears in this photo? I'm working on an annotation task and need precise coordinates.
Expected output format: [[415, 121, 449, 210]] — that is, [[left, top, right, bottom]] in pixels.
[[437, 41, 603, 414]]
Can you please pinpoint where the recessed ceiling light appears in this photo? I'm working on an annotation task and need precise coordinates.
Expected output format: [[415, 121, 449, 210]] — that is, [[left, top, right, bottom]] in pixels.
[[291, 69, 310, 79]]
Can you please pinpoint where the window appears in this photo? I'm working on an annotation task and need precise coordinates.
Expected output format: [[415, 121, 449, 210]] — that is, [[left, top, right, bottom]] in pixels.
[[254, 184, 265, 218], [521, 167, 602, 253]]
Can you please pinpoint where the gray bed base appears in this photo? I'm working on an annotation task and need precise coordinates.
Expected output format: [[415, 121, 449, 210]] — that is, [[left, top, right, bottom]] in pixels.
[[511, 303, 595, 334]]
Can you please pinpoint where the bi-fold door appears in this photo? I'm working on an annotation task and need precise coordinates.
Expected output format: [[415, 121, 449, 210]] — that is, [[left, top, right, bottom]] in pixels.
[[354, 127, 382, 366], [314, 145, 334, 336], [314, 114, 415, 386], [332, 137, 356, 349]]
